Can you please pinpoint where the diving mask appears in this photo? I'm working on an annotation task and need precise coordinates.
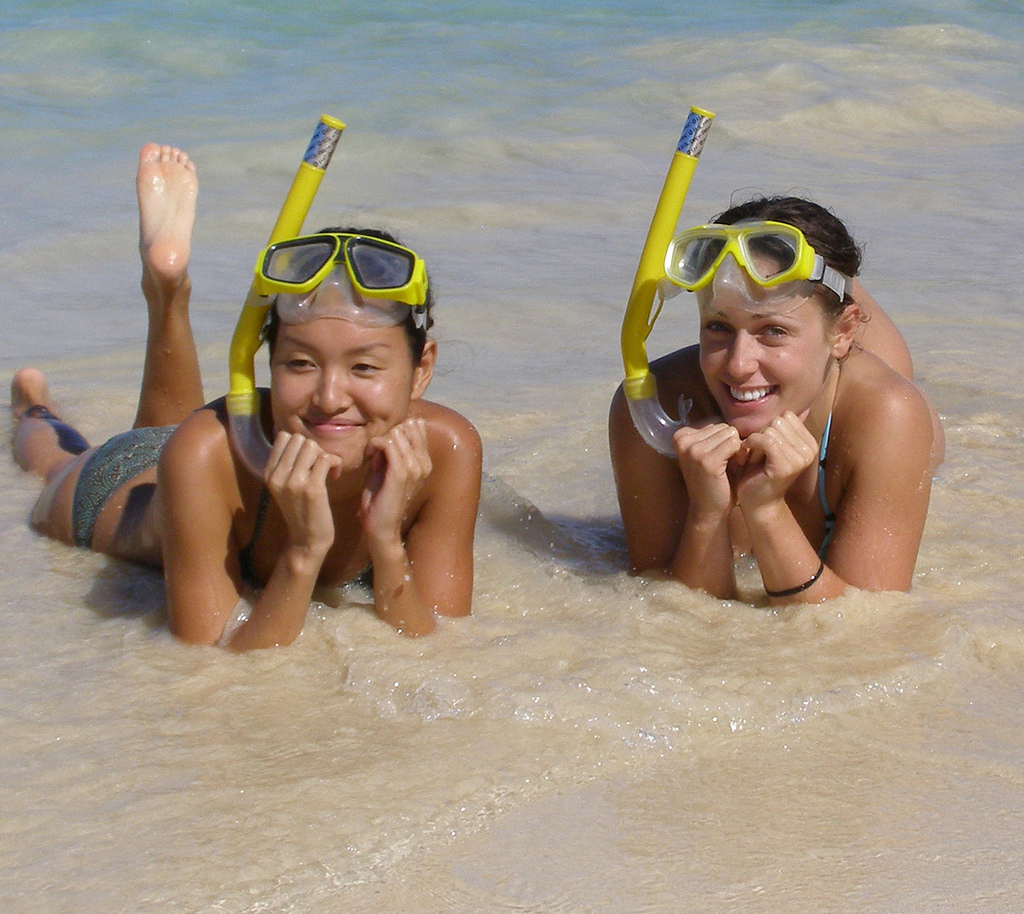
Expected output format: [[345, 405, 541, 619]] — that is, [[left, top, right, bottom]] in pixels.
[[664, 220, 851, 307], [254, 232, 428, 328]]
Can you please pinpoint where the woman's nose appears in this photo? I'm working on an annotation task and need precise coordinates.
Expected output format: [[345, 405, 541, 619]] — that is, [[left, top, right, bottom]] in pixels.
[[313, 367, 351, 413], [726, 332, 758, 376]]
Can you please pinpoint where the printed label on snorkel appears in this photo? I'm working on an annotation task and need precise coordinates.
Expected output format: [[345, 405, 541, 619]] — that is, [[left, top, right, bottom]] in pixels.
[[275, 265, 410, 328], [677, 110, 714, 157], [303, 121, 344, 170]]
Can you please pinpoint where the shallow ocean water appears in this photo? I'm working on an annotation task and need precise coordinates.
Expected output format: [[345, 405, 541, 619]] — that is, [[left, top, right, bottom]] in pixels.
[[2, 2, 1023, 911]]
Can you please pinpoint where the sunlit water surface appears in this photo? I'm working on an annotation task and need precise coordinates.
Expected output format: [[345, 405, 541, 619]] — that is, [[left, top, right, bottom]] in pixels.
[[1, 2, 1023, 911]]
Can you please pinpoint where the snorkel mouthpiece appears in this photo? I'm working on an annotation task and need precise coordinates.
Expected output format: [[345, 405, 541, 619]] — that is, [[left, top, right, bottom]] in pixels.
[[621, 106, 713, 456], [227, 115, 345, 476]]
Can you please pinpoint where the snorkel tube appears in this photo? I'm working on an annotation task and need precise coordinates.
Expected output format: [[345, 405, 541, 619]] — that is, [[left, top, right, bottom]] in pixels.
[[620, 106, 714, 456], [226, 115, 345, 476]]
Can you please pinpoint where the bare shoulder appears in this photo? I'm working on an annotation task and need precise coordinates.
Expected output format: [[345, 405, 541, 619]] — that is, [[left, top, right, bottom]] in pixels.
[[411, 398, 482, 469], [162, 404, 227, 464], [834, 351, 934, 459], [157, 404, 253, 645], [842, 350, 930, 416], [404, 398, 481, 593], [827, 349, 935, 591], [158, 403, 244, 503]]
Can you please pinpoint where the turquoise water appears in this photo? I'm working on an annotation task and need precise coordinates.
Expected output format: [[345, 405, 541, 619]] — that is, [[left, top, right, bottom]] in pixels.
[[2, 2, 1024, 912]]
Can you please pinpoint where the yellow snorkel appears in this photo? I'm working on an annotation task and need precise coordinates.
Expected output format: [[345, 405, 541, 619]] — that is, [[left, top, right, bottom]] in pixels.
[[621, 106, 714, 456], [226, 115, 346, 475]]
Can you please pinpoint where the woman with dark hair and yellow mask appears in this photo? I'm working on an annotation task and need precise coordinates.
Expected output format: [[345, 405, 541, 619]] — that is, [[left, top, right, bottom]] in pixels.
[[610, 195, 942, 602], [12, 143, 482, 648]]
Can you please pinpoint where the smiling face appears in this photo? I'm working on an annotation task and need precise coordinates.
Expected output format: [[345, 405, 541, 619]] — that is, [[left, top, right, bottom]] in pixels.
[[696, 268, 854, 438], [269, 317, 435, 471]]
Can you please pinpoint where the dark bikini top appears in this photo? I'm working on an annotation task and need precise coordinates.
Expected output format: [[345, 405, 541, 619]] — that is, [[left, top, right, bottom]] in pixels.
[[237, 488, 271, 590], [236, 487, 374, 591], [817, 411, 837, 560]]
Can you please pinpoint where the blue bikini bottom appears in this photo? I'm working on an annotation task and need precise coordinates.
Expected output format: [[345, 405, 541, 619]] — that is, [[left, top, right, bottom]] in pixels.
[[71, 425, 176, 548]]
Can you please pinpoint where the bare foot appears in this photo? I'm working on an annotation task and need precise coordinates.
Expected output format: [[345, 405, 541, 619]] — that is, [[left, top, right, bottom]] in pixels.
[[11, 367, 53, 420], [137, 143, 198, 293], [133, 144, 205, 427], [10, 367, 88, 478]]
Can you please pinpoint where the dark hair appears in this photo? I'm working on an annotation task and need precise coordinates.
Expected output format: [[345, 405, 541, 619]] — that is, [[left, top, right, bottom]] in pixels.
[[712, 196, 861, 317], [262, 225, 434, 363]]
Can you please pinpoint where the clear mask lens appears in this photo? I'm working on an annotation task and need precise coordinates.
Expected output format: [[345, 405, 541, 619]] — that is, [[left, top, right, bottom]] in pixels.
[[264, 239, 336, 285], [674, 235, 726, 287], [275, 265, 412, 328], [738, 229, 800, 284], [696, 255, 814, 313], [348, 239, 415, 291]]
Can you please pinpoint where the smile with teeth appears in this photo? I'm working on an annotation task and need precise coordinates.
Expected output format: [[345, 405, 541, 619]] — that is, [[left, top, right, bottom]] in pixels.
[[729, 385, 775, 402]]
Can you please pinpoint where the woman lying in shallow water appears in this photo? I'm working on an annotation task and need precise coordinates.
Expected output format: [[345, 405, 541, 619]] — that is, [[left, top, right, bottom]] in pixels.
[[609, 195, 943, 602], [12, 143, 482, 649]]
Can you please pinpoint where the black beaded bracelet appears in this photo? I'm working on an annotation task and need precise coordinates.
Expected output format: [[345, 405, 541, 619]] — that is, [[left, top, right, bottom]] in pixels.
[[764, 560, 825, 598]]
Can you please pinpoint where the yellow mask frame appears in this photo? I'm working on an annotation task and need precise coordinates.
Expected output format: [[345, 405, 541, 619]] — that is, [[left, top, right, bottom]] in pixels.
[[664, 220, 851, 302]]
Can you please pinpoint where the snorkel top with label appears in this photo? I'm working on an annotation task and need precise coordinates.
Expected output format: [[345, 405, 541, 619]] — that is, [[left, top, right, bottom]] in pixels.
[[620, 107, 714, 457], [226, 115, 347, 476]]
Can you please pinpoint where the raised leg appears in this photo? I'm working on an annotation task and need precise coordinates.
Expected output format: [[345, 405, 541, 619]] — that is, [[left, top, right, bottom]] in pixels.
[[134, 143, 204, 428]]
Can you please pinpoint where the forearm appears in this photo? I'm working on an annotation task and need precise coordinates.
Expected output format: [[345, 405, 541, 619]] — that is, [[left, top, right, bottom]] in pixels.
[[369, 536, 437, 637], [743, 502, 844, 603], [225, 545, 324, 650], [669, 509, 737, 599]]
